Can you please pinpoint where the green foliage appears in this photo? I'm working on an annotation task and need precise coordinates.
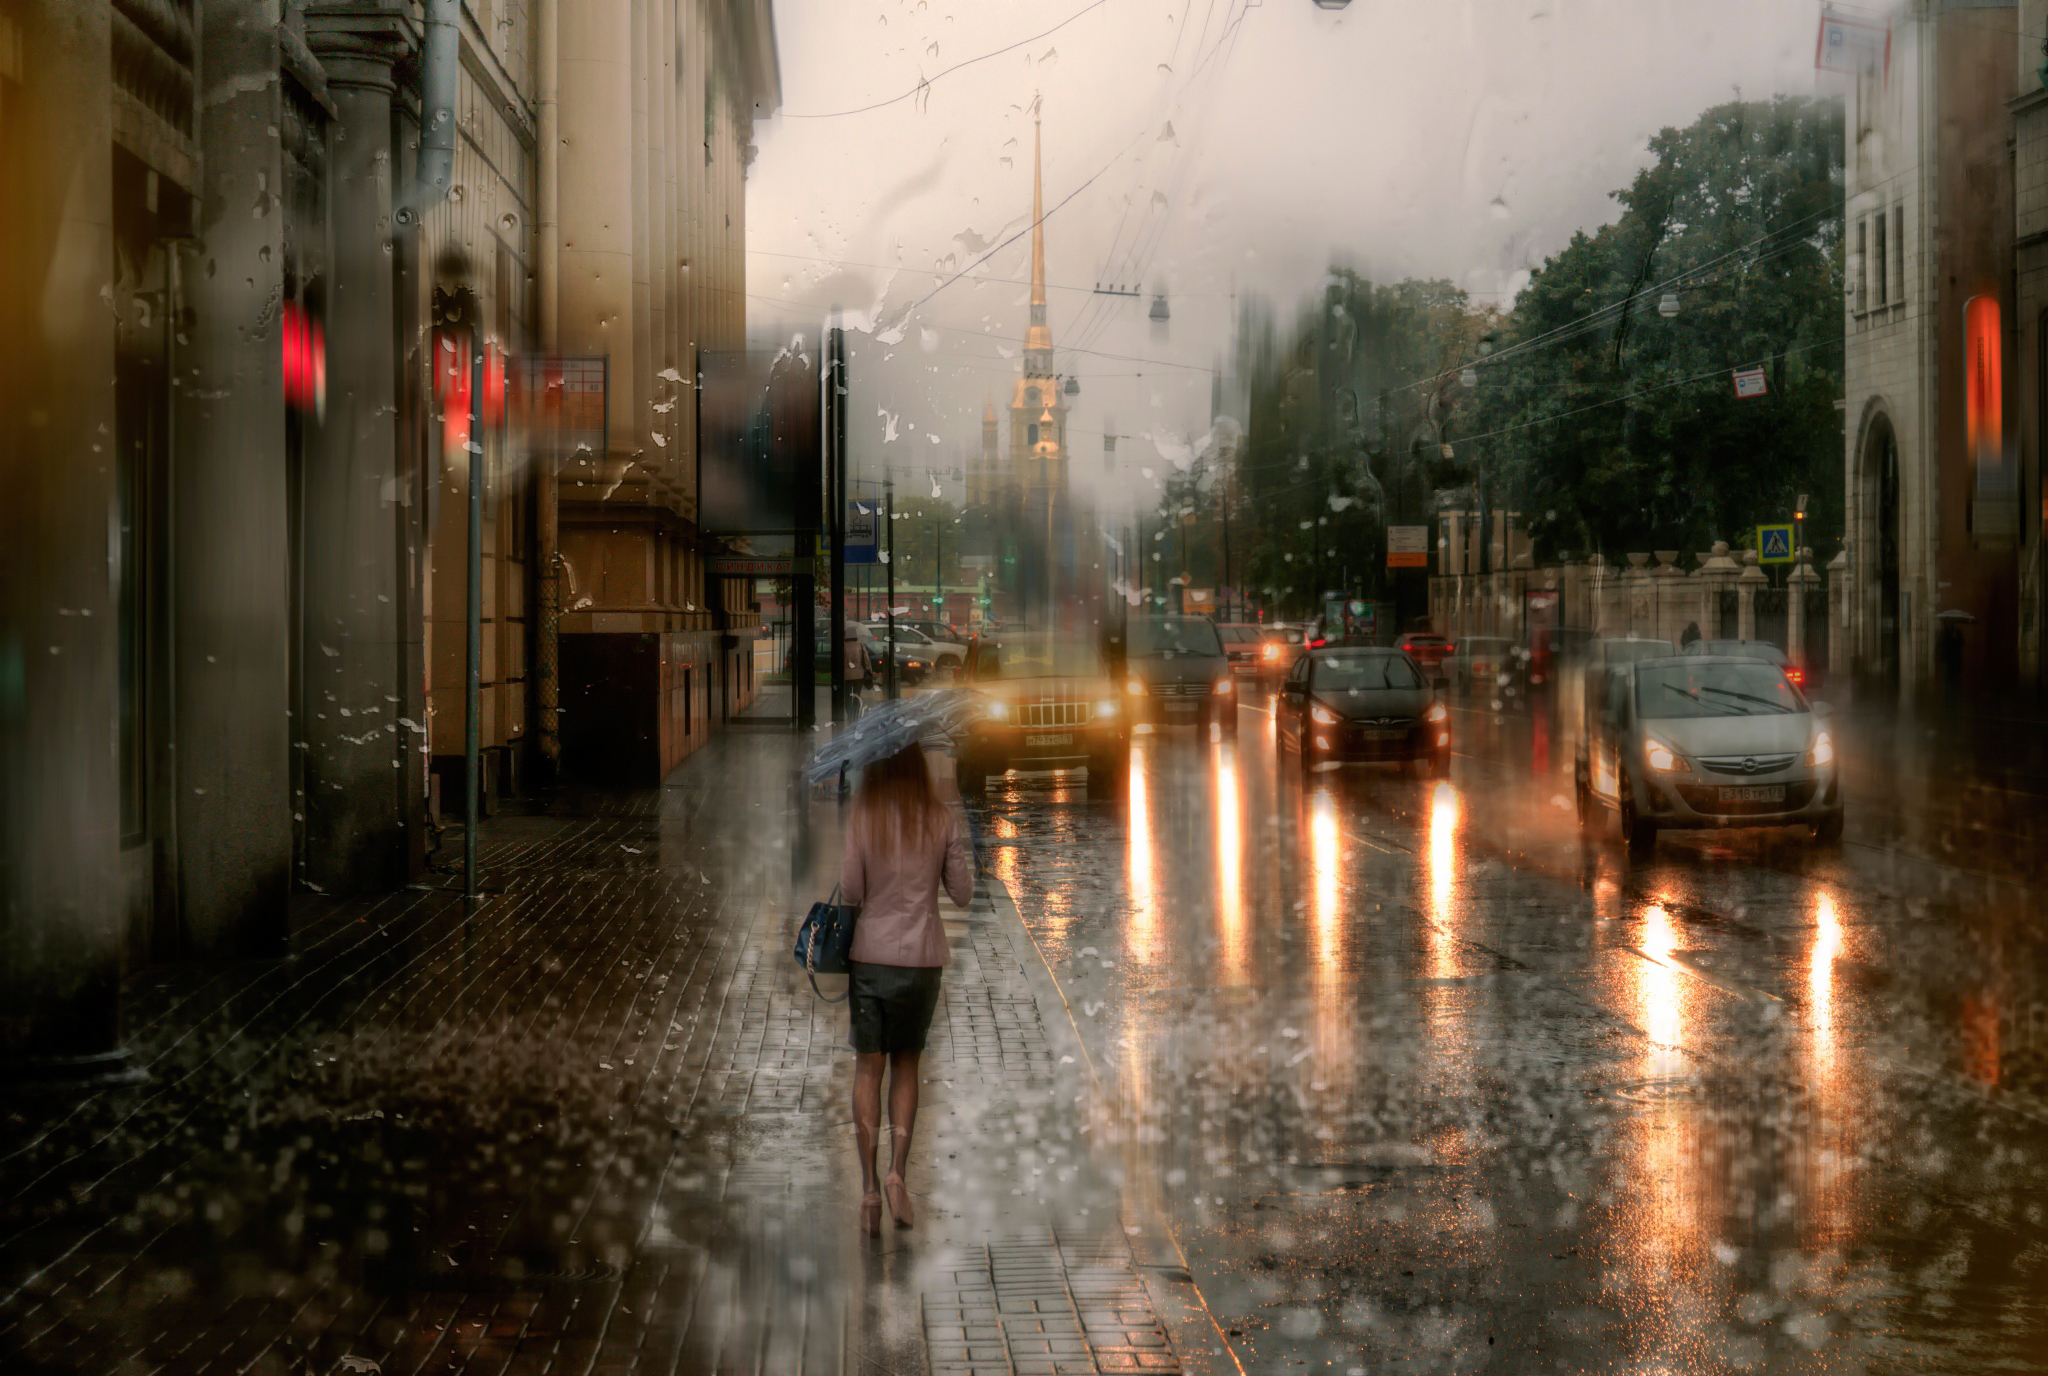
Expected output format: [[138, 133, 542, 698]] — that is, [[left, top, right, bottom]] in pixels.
[[1462, 95, 1845, 558], [1221, 94, 1845, 607]]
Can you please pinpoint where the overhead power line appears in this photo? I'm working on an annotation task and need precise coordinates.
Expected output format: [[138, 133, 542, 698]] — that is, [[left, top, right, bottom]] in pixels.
[[781, 0, 1111, 119]]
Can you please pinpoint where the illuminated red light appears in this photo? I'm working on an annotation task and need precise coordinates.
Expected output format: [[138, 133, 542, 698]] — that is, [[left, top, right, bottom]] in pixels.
[[282, 301, 325, 417], [1966, 295, 2001, 470]]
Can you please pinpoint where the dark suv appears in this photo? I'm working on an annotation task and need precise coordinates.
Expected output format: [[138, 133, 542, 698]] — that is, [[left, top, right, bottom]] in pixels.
[[1122, 617, 1236, 734]]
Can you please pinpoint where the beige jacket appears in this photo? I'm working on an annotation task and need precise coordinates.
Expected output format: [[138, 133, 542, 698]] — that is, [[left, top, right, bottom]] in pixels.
[[840, 805, 974, 968]]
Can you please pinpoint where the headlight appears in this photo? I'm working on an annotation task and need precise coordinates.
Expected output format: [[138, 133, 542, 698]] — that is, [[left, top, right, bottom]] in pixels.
[[1262, 643, 1280, 660], [1425, 702, 1448, 723], [1125, 677, 1147, 696], [1311, 704, 1339, 725], [1094, 699, 1118, 718], [1213, 678, 1233, 695], [1644, 738, 1685, 772], [1807, 730, 1834, 767], [987, 700, 1009, 721]]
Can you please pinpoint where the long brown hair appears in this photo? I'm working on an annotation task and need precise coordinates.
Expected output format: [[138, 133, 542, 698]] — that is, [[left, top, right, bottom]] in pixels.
[[854, 742, 947, 850]]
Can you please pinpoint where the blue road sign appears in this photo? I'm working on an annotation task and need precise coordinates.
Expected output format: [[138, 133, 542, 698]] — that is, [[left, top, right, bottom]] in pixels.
[[1757, 523, 1795, 565]]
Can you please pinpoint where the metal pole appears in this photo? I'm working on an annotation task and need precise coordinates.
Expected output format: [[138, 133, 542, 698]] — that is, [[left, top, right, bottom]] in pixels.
[[885, 476, 898, 698], [828, 323, 848, 723], [464, 331, 484, 903]]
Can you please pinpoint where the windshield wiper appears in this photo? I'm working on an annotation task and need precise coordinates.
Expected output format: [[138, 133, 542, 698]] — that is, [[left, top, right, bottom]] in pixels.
[[1657, 682, 1740, 716], [1695, 684, 1793, 713]]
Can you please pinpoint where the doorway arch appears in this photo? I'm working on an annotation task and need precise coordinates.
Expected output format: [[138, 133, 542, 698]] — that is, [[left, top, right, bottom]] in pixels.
[[1859, 409, 1902, 684]]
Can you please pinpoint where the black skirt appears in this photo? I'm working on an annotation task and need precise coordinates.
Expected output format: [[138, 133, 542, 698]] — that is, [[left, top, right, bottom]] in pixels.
[[848, 962, 944, 1054]]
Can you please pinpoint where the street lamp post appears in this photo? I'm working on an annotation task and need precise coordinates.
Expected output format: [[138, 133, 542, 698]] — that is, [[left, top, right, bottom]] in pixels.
[[884, 476, 898, 699]]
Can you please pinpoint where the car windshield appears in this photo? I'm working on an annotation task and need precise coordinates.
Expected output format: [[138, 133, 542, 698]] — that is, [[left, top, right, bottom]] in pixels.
[[974, 638, 1104, 680], [1270, 629, 1305, 645], [1637, 662, 1803, 718], [1128, 620, 1224, 656], [1313, 655, 1423, 691]]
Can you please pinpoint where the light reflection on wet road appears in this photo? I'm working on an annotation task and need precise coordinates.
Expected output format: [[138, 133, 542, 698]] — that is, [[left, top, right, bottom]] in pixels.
[[976, 695, 2048, 1373]]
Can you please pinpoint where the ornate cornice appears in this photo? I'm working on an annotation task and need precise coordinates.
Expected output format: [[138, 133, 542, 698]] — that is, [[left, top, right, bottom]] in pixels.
[[303, 3, 417, 96]]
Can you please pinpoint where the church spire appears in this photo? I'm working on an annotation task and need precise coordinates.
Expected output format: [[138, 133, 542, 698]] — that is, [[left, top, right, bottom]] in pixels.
[[1030, 103, 1047, 316], [1025, 98, 1053, 375]]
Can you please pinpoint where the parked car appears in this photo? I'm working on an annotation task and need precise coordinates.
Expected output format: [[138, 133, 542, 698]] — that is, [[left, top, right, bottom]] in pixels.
[[1395, 632, 1455, 683], [1123, 617, 1236, 733], [1277, 648, 1450, 777], [868, 620, 966, 680], [1681, 637, 1817, 692], [1447, 636, 1519, 699], [958, 632, 1129, 798], [1574, 654, 1843, 854]]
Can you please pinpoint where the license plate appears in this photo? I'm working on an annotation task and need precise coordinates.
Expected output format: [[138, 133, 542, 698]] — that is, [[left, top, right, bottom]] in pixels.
[[1363, 729, 1404, 742], [1165, 701, 1197, 714], [1718, 785, 1785, 803], [1025, 733, 1073, 747]]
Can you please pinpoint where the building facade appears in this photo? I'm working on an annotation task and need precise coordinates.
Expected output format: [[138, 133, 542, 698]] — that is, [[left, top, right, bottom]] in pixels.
[[1843, 0, 2025, 697], [0, 0, 776, 1065]]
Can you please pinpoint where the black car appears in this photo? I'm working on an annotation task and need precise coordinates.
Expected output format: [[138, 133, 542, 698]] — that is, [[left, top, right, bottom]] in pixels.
[[1121, 617, 1236, 733], [1277, 648, 1450, 776]]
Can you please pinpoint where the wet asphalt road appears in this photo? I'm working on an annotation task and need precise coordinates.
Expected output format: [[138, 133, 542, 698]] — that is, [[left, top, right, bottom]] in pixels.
[[974, 690, 2048, 1374]]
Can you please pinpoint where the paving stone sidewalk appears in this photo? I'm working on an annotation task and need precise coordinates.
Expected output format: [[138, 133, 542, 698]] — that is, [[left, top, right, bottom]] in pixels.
[[0, 729, 1183, 1376]]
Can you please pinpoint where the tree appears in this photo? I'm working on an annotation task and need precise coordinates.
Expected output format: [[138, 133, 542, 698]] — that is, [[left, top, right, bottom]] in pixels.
[[1461, 95, 1845, 560]]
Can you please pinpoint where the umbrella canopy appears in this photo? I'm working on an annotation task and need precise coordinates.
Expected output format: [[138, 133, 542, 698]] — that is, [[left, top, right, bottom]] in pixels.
[[806, 690, 983, 787]]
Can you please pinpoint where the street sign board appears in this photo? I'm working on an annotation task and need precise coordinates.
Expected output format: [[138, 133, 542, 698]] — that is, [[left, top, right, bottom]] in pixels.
[[1816, 9, 1888, 78], [1733, 367, 1769, 400], [1757, 523, 1795, 565], [1387, 525, 1429, 568], [845, 500, 879, 565]]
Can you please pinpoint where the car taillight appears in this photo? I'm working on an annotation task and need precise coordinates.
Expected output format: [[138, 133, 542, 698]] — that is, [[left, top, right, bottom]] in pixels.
[[1309, 637, 1326, 649]]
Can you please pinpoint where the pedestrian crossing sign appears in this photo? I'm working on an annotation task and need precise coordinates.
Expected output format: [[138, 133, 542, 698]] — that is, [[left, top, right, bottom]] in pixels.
[[1757, 523, 1795, 565]]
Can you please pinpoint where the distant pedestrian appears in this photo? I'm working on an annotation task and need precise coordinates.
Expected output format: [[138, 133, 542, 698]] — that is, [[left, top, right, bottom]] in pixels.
[[844, 626, 872, 710], [1680, 621, 1701, 648], [840, 741, 973, 1235]]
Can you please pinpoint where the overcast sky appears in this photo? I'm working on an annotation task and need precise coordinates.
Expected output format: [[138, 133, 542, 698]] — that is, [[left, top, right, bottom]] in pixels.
[[745, 0, 1824, 513]]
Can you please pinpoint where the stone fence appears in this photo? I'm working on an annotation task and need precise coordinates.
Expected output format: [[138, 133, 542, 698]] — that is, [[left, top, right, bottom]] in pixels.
[[1427, 542, 1850, 673]]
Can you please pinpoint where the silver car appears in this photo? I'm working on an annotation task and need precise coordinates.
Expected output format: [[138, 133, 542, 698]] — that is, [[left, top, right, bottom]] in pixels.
[[1575, 655, 1843, 854]]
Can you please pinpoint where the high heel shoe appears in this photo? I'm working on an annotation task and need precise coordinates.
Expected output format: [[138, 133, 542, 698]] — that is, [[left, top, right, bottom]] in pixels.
[[859, 1191, 883, 1237], [883, 1173, 914, 1229]]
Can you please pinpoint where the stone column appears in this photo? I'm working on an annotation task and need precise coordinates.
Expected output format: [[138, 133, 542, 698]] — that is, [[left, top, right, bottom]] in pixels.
[[1827, 549, 1851, 677], [0, 2, 126, 1066], [1737, 550, 1766, 641], [302, 17, 415, 893], [1695, 541, 1740, 638], [173, 1, 293, 955], [1787, 547, 1819, 667]]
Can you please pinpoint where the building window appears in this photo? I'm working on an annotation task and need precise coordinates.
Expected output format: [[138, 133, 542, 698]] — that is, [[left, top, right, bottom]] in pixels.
[[1894, 205, 1905, 308], [1028, 422, 1039, 447], [1855, 217, 1868, 315], [1873, 208, 1888, 308]]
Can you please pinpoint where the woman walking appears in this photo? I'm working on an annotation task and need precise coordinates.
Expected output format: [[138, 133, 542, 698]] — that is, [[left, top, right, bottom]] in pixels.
[[840, 741, 973, 1234]]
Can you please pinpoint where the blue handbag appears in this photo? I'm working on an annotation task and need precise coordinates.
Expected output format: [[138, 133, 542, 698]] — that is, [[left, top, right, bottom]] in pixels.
[[793, 885, 859, 1002]]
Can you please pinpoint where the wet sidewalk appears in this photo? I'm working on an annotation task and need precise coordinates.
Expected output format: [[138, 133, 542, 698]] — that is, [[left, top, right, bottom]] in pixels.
[[0, 730, 1189, 1376]]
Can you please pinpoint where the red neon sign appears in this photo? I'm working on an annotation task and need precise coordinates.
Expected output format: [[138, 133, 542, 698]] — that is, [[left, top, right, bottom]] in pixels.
[[1966, 295, 2001, 470]]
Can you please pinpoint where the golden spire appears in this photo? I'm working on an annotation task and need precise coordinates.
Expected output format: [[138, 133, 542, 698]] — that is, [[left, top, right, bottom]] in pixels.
[[1030, 102, 1047, 313], [1025, 97, 1053, 370]]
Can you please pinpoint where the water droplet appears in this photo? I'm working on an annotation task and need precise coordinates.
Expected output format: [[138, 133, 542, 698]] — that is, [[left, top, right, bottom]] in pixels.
[[450, 185, 466, 202]]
